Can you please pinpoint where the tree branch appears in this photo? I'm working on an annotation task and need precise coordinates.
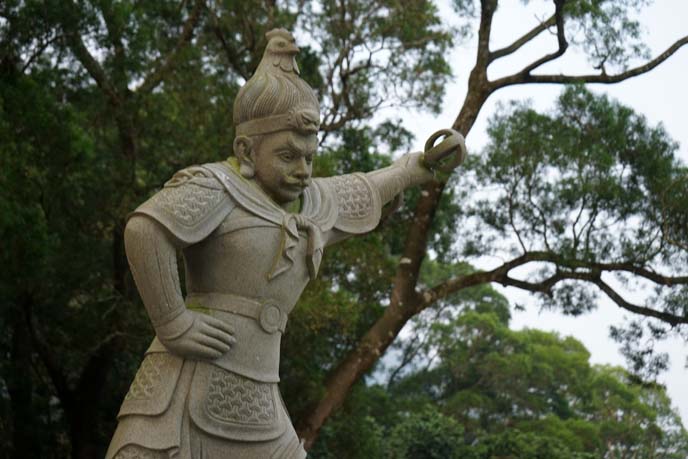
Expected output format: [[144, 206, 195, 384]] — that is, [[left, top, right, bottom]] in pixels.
[[421, 250, 688, 325], [22, 296, 74, 410], [491, 35, 688, 89], [20, 34, 64, 74], [420, 252, 540, 308], [136, 0, 205, 94], [475, 0, 499, 67], [593, 278, 687, 326], [589, 262, 688, 286], [503, 0, 568, 80], [208, 4, 251, 80], [500, 270, 688, 325], [499, 272, 564, 297], [60, 4, 120, 105], [99, 1, 128, 89], [489, 13, 556, 63]]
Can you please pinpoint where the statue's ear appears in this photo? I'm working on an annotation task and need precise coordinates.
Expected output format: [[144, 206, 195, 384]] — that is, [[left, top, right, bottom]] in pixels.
[[233, 136, 255, 178]]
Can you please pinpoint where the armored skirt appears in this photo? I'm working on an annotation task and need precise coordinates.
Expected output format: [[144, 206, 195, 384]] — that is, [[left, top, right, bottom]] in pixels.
[[107, 351, 306, 459]]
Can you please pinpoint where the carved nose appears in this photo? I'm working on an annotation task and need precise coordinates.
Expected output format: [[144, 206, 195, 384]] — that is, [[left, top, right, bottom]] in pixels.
[[293, 170, 309, 181], [293, 158, 310, 179]]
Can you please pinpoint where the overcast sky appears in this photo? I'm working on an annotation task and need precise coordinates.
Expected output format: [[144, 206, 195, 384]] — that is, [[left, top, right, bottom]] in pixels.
[[398, 0, 688, 426]]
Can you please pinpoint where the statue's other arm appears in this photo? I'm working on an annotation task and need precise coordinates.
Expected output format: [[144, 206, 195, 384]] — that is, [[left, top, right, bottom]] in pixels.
[[322, 152, 435, 247], [123, 164, 237, 358], [365, 152, 434, 205], [124, 215, 235, 361]]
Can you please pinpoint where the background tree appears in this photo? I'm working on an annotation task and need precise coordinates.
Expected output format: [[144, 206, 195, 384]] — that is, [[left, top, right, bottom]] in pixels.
[[1, 0, 687, 457], [307, 287, 688, 458]]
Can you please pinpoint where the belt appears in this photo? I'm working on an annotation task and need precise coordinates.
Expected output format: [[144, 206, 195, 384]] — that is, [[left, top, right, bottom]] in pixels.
[[186, 292, 287, 334]]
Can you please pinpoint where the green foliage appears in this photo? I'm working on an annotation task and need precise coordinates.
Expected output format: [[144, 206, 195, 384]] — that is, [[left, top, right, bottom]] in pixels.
[[562, 0, 651, 70], [305, 0, 454, 122], [308, 385, 392, 459], [314, 296, 688, 458], [458, 86, 684, 313], [386, 407, 466, 459]]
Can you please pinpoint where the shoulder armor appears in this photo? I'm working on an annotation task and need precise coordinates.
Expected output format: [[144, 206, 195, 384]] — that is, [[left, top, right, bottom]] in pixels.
[[130, 165, 235, 245], [318, 172, 382, 234]]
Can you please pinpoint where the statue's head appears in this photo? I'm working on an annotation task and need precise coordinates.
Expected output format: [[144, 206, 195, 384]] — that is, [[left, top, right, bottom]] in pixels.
[[232, 29, 320, 206]]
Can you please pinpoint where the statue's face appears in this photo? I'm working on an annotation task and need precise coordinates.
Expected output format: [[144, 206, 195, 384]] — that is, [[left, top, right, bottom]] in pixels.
[[253, 130, 317, 205]]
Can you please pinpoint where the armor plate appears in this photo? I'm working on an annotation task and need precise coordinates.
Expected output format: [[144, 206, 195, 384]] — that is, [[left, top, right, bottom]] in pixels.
[[188, 362, 289, 442], [315, 172, 382, 234], [132, 165, 235, 245], [118, 351, 184, 418]]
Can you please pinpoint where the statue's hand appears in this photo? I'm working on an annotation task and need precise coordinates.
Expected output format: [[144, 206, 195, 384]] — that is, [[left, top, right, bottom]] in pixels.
[[155, 310, 236, 360], [421, 129, 467, 176]]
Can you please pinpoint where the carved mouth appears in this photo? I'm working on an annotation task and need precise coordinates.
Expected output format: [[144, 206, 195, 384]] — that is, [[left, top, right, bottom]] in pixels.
[[285, 181, 309, 190]]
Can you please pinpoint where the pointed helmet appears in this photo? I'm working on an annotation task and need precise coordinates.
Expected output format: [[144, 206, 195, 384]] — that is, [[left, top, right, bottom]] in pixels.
[[233, 29, 320, 138]]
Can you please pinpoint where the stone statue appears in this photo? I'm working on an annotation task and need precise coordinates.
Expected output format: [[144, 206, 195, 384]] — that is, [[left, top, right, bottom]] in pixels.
[[106, 29, 465, 459]]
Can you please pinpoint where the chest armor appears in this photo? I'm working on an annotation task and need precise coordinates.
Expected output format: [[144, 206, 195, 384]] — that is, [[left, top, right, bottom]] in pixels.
[[183, 206, 311, 314]]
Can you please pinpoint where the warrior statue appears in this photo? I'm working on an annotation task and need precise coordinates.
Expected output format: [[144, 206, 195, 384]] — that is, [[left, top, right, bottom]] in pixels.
[[107, 29, 465, 459]]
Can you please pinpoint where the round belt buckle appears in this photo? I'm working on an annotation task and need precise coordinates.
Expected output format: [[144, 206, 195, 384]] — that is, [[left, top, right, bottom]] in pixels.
[[259, 303, 282, 334]]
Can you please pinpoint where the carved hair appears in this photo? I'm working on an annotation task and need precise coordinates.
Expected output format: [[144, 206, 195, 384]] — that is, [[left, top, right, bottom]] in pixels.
[[233, 29, 320, 137], [233, 74, 319, 127]]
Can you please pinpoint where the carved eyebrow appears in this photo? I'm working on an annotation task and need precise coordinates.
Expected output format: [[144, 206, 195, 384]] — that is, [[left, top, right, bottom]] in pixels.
[[286, 136, 317, 155]]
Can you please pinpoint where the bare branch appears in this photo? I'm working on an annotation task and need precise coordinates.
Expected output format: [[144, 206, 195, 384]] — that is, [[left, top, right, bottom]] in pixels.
[[589, 262, 688, 286], [502, 270, 688, 326], [593, 278, 687, 326], [475, 0, 499, 66], [570, 194, 587, 251], [419, 252, 540, 308], [489, 14, 556, 63], [137, 0, 205, 94], [511, 0, 568, 77], [499, 272, 566, 297], [20, 34, 64, 74], [507, 180, 527, 252], [491, 35, 688, 89], [526, 176, 551, 251], [420, 248, 688, 325]]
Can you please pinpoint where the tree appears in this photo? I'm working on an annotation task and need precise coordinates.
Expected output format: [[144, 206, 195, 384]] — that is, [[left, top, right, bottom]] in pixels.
[[1, 0, 687, 456], [307, 290, 688, 458], [295, 0, 688, 448]]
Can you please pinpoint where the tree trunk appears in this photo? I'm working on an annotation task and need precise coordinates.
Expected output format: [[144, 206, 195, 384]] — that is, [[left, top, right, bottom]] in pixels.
[[7, 305, 41, 458]]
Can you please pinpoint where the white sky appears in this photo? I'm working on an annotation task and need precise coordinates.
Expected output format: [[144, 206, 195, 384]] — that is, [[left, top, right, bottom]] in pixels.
[[396, 1, 688, 426]]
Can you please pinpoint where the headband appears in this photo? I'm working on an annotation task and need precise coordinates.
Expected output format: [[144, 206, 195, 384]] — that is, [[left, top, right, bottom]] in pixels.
[[235, 108, 320, 137]]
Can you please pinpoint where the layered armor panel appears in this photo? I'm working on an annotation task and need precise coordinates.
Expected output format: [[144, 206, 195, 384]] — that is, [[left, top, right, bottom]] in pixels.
[[132, 166, 235, 245]]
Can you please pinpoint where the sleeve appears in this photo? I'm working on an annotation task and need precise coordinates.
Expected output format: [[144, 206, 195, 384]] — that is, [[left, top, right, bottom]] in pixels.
[[130, 165, 235, 246], [364, 152, 434, 205], [124, 216, 188, 328], [314, 173, 382, 246]]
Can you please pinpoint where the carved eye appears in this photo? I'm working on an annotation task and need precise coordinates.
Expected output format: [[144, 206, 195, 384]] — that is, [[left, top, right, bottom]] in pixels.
[[305, 154, 313, 164], [278, 40, 286, 48], [279, 152, 295, 161]]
